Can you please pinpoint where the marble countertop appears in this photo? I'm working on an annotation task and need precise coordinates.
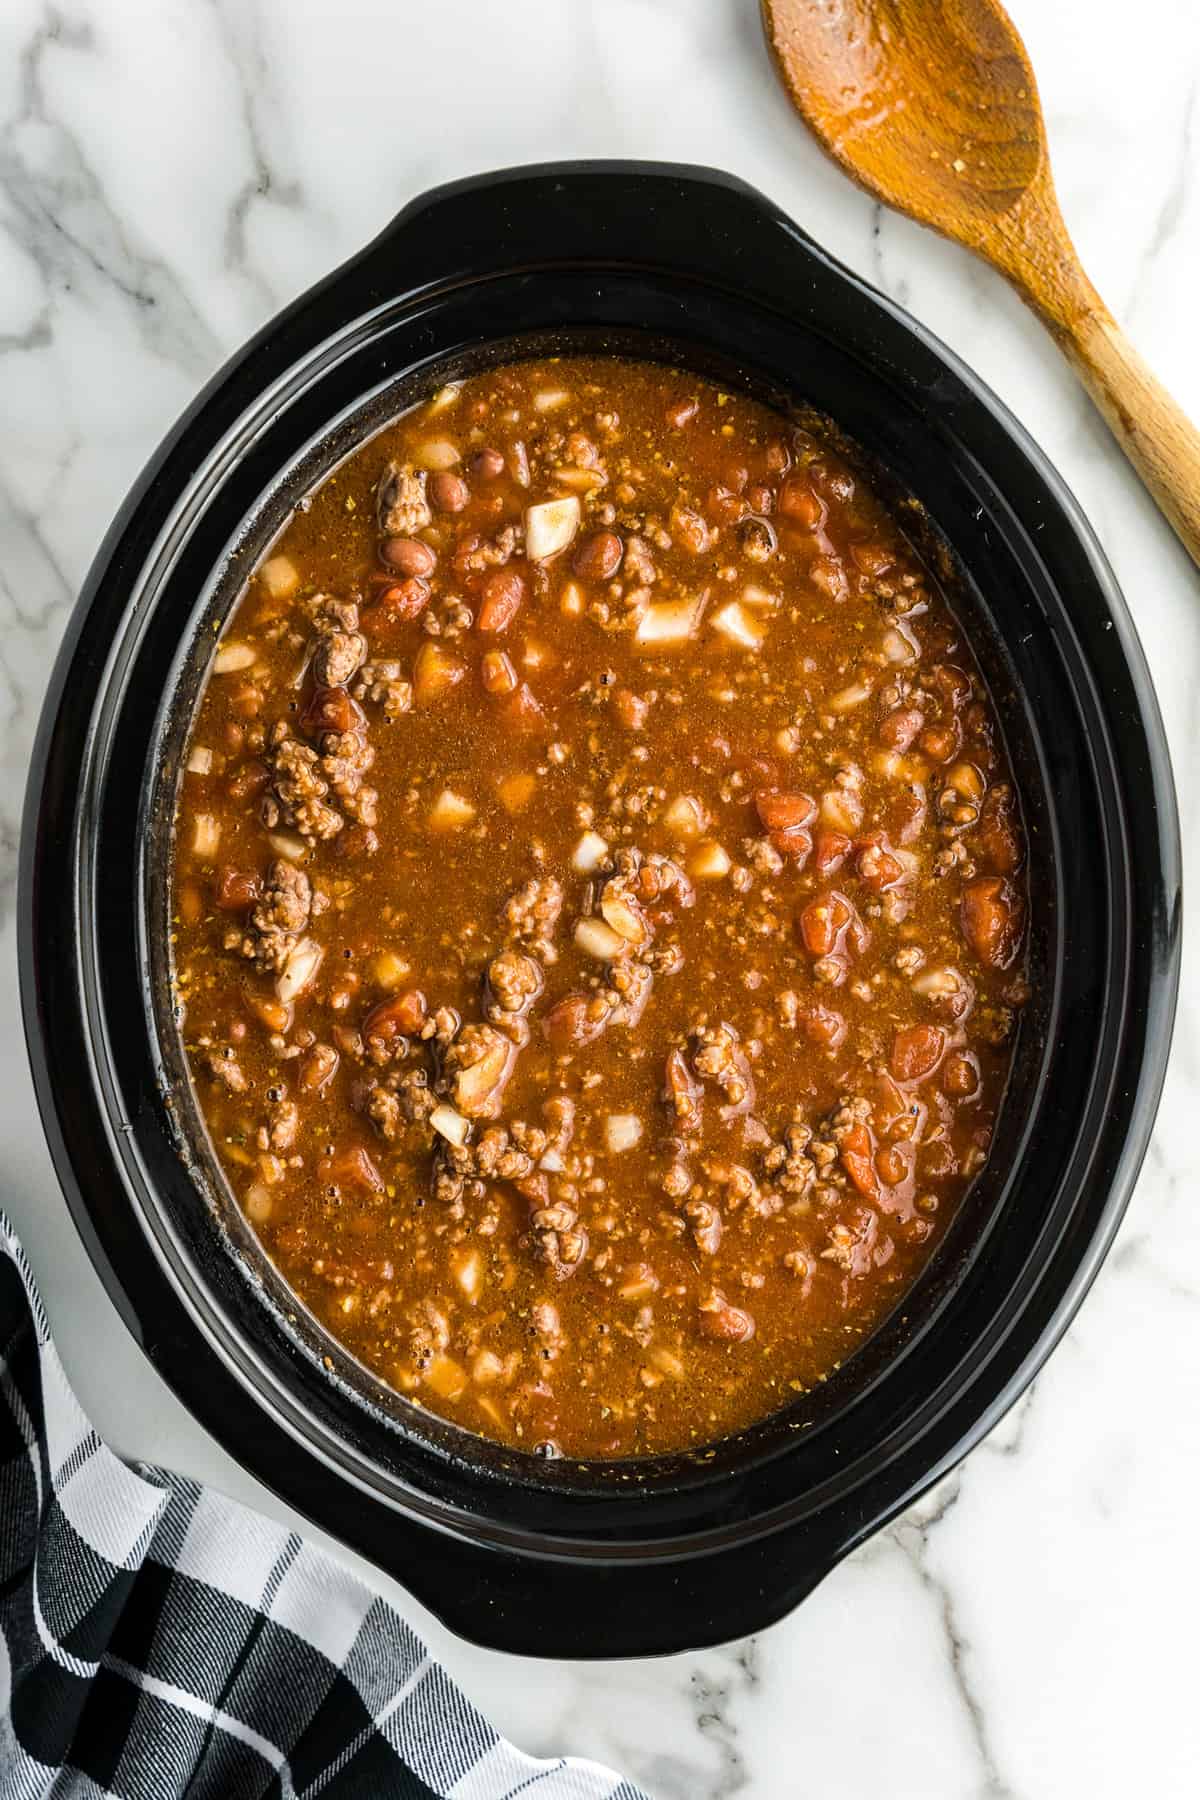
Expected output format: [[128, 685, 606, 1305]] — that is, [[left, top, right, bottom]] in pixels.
[[3, 1, 1198, 1793]]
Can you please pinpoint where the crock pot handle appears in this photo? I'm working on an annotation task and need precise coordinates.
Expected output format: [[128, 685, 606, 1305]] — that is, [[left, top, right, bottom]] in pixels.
[[350, 160, 797, 303]]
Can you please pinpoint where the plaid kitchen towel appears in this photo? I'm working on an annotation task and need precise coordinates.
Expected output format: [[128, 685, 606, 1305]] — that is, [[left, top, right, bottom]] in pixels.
[[0, 1211, 647, 1800]]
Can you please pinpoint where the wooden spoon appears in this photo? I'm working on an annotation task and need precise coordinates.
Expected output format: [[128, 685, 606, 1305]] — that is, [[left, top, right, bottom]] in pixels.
[[762, 0, 1200, 568]]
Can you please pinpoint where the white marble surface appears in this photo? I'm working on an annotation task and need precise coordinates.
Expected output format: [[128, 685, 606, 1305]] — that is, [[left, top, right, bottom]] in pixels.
[[3, 1, 1199, 1794]]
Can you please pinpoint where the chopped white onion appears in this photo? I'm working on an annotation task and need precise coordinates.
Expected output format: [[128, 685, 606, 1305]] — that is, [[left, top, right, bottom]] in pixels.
[[430, 1103, 471, 1147], [186, 746, 213, 775], [213, 642, 256, 674], [424, 381, 462, 416], [425, 1354, 467, 1400], [635, 595, 703, 645], [710, 600, 765, 649], [881, 621, 920, 663], [662, 793, 708, 840], [574, 916, 627, 960], [560, 580, 585, 617], [538, 1149, 565, 1173], [372, 949, 412, 990], [533, 389, 570, 412], [525, 495, 581, 561], [497, 771, 536, 813], [428, 789, 475, 831], [259, 554, 299, 600], [413, 436, 461, 471], [912, 965, 966, 1000], [551, 465, 605, 491], [605, 1113, 643, 1153], [452, 1246, 483, 1301], [275, 937, 323, 1004], [244, 1184, 273, 1223], [521, 638, 557, 670], [192, 814, 221, 859], [829, 679, 873, 712], [820, 788, 864, 833], [267, 830, 307, 862], [599, 890, 648, 944], [689, 840, 732, 880], [472, 1349, 505, 1384], [572, 830, 610, 873], [741, 583, 780, 609]]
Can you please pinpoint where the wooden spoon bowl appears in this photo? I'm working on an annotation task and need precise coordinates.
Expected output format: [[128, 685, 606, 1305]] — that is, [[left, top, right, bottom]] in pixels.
[[763, 0, 1200, 567]]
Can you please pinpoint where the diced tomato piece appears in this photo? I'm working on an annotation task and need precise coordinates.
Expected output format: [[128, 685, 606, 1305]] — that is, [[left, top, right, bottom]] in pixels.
[[890, 1024, 946, 1083], [374, 577, 430, 622], [755, 788, 816, 835], [545, 993, 609, 1050], [481, 650, 518, 695], [961, 875, 1025, 969], [214, 867, 260, 911], [363, 990, 427, 1045], [323, 1145, 384, 1194], [301, 685, 364, 737], [498, 682, 544, 733], [856, 835, 904, 892], [798, 890, 856, 957], [813, 828, 852, 875], [770, 827, 812, 866], [839, 1122, 880, 1201]]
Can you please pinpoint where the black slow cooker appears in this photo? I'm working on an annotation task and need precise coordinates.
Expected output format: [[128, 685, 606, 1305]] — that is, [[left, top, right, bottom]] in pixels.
[[19, 163, 1180, 1657]]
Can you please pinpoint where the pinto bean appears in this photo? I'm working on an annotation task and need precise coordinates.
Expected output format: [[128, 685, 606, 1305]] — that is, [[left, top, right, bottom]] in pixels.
[[545, 992, 610, 1050], [477, 568, 526, 633], [381, 537, 437, 577], [427, 471, 469, 512], [226, 758, 270, 801], [697, 1290, 756, 1342], [705, 485, 746, 524], [469, 447, 506, 480], [777, 479, 821, 526], [880, 707, 924, 751], [323, 1145, 384, 1194], [670, 505, 712, 554], [481, 650, 518, 695], [919, 719, 962, 763], [299, 1043, 340, 1093], [975, 783, 1023, 875], [573, 530, 624, 581]]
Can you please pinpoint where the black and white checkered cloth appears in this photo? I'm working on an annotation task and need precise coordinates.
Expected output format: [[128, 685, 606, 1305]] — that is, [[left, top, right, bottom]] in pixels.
[[0, 1211, 647, 1799]]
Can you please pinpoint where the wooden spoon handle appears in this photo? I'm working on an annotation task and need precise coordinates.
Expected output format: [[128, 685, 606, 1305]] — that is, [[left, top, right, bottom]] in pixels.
[[1059, 307, 1200, 567], [1006, 202, 1200, 568]]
